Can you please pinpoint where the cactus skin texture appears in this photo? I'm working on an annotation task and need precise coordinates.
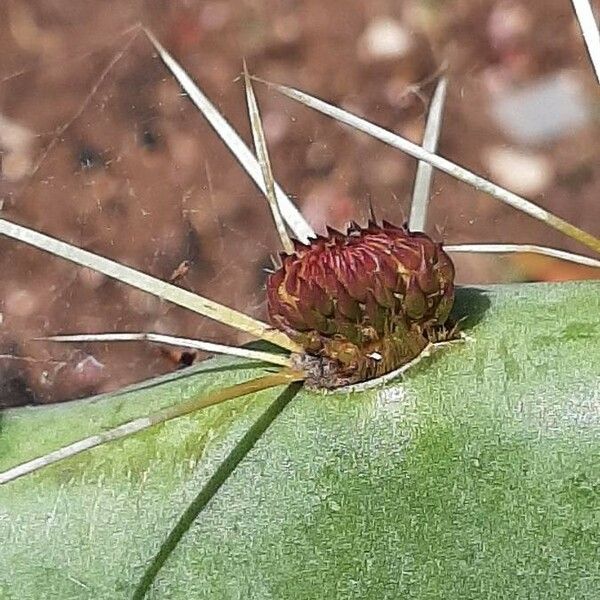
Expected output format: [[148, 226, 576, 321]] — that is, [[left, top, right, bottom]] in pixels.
[[267, 221, 455, 388]]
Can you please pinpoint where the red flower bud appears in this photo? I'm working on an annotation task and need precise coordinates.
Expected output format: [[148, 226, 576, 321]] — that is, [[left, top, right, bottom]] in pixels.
[[267, 221, 455, 388]]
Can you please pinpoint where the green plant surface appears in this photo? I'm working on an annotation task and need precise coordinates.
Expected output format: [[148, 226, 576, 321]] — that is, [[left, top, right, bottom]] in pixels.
[[1, 281, 599, 599]]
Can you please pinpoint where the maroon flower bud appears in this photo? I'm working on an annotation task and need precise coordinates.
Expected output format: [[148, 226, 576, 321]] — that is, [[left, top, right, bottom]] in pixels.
[[267, 221, 455, 388]]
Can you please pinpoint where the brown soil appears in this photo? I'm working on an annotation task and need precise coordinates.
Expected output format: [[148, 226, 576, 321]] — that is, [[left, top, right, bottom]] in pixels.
[[0, 0, 598, 405]]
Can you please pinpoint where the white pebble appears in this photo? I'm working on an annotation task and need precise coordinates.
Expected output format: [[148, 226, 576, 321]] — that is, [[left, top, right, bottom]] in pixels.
[[485, 146, 553, 196], [359, 18, 413, 61]]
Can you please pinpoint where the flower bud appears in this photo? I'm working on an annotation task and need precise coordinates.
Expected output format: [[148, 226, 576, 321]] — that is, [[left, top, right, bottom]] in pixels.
[[267, 221, 455, 387]]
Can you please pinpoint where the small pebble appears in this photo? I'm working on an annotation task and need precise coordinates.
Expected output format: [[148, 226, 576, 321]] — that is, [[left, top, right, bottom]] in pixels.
[[0, 114, 35, 182], [359, 18, 413, 61], [489, 72, 590, 144], [4, 289, 39, 317], [485, 146, 553, 196]]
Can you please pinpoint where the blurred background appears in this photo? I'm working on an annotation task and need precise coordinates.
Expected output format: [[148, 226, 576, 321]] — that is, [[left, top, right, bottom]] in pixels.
[[0, 0, 598, 404]]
